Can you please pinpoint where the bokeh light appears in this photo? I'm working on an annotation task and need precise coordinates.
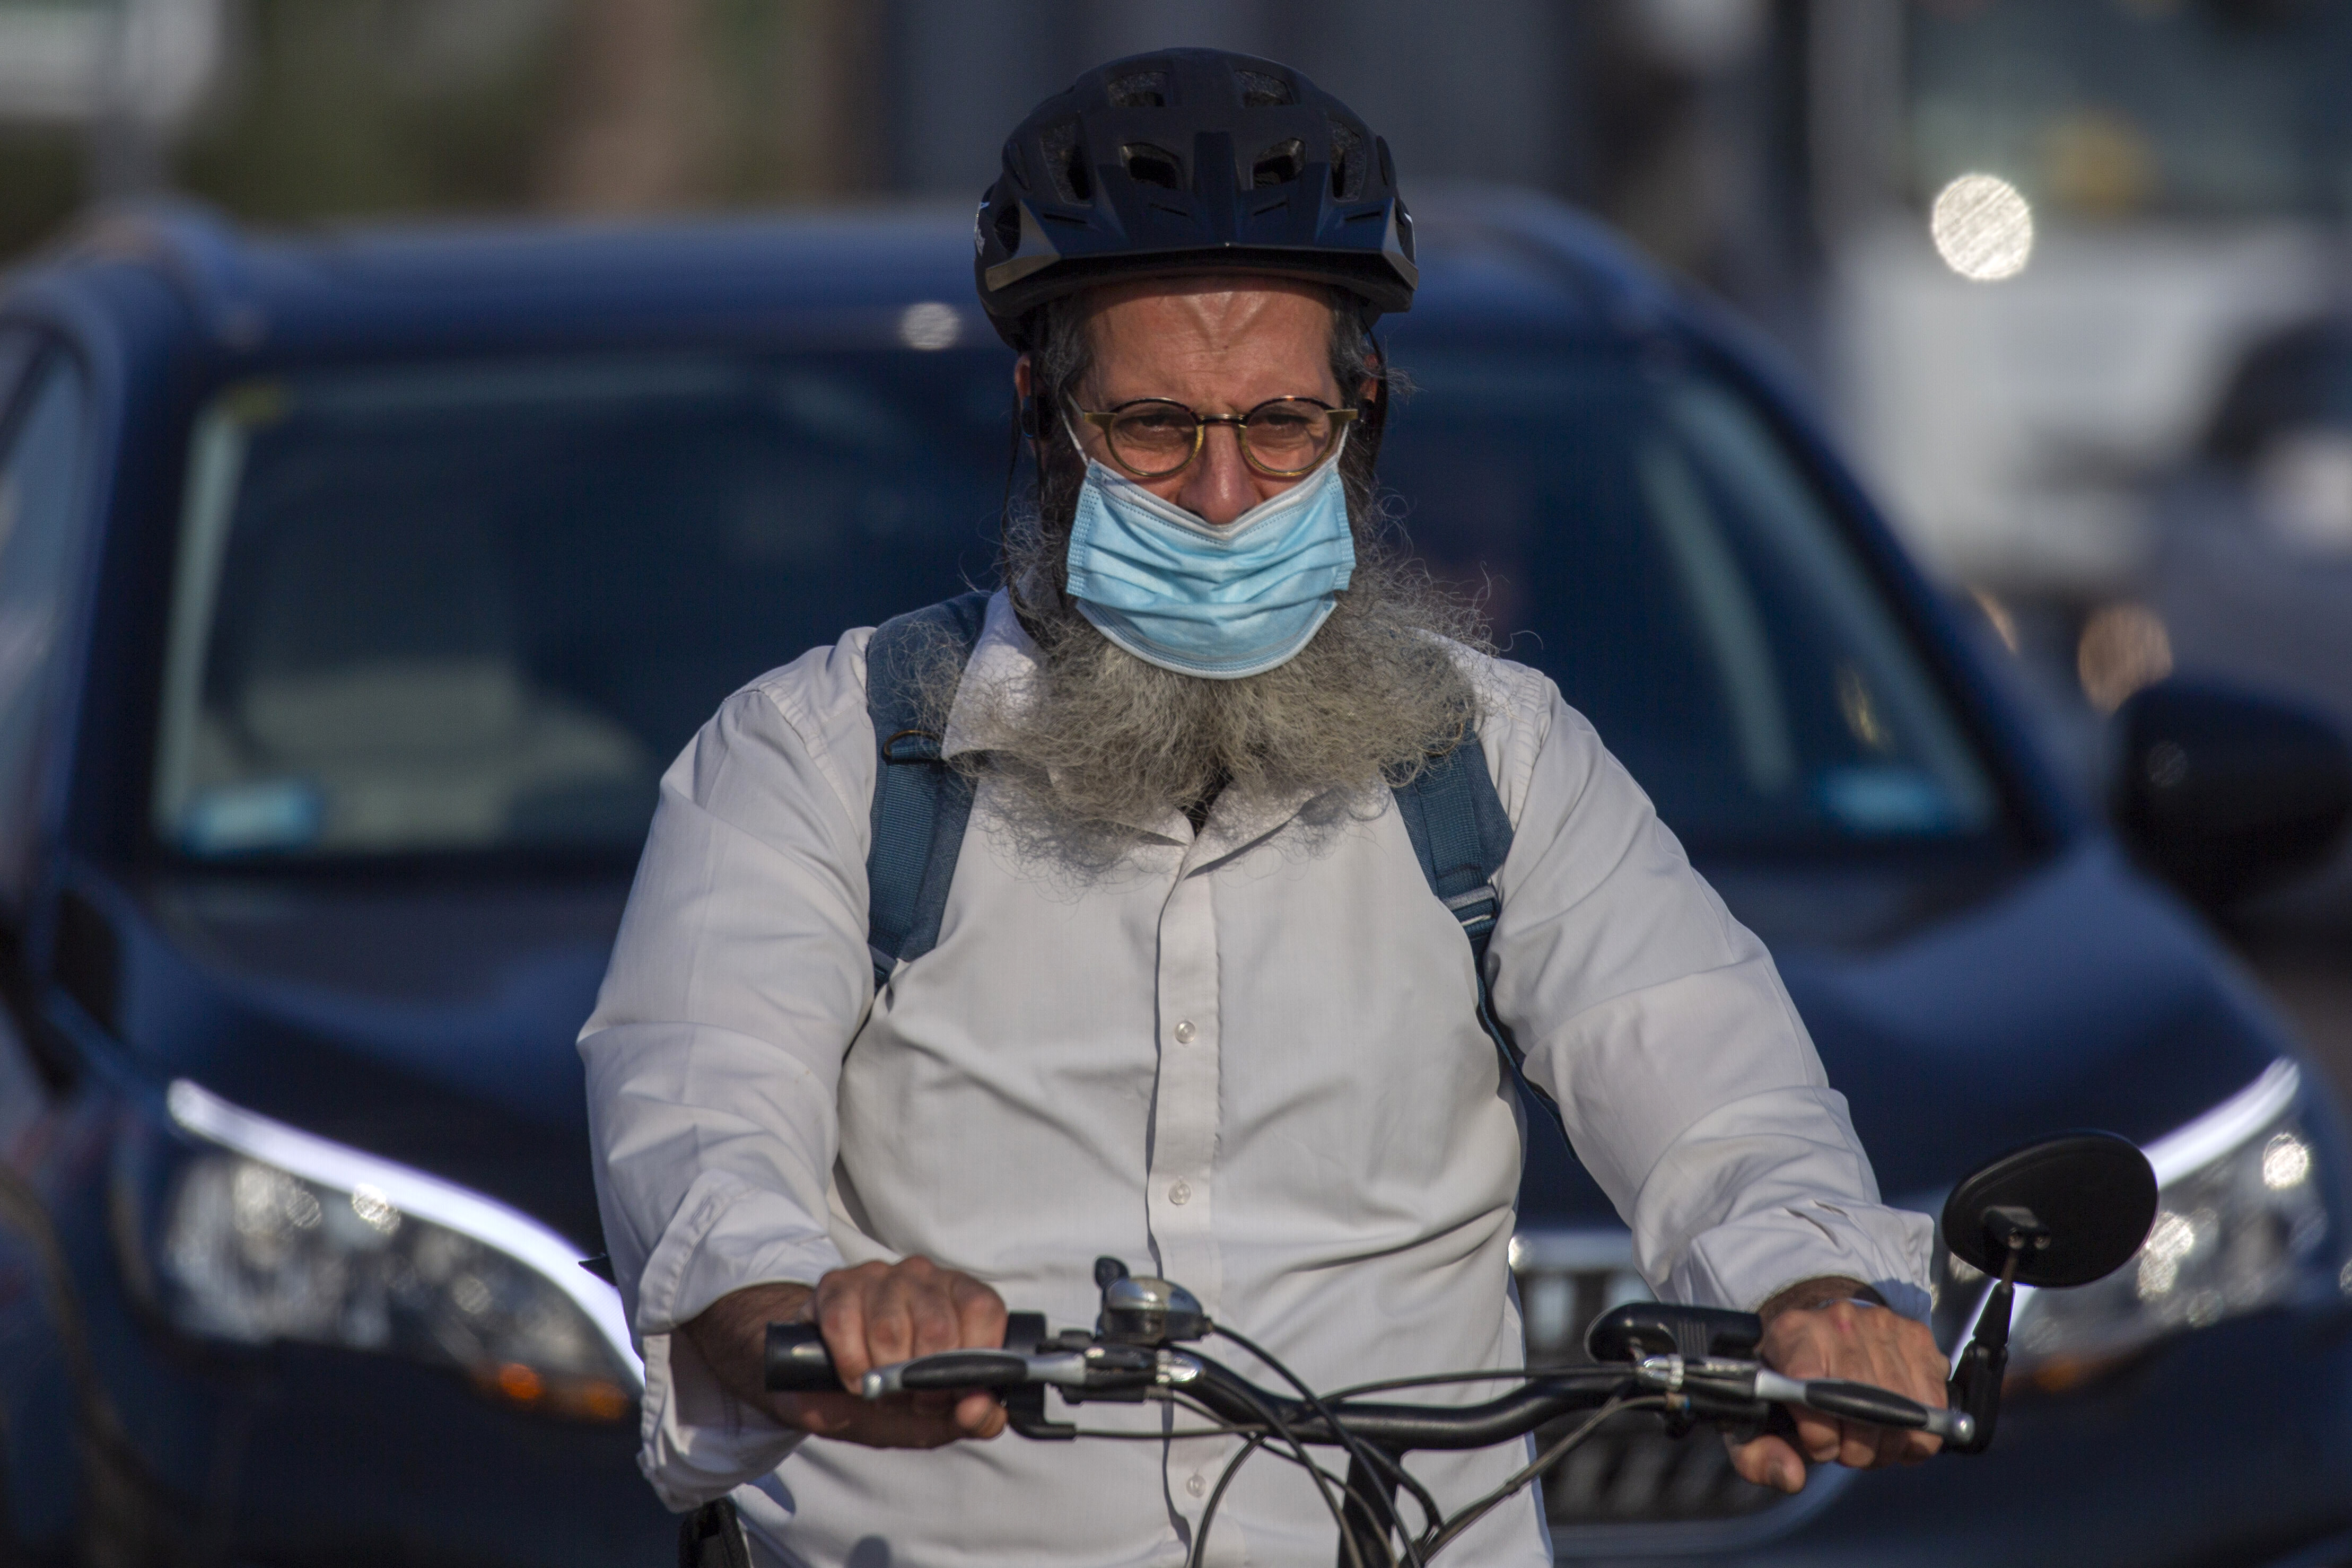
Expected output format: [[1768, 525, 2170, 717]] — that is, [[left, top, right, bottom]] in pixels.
[[2077, 602, 2172, 713], [1930, 173, 2034, 282], [897, 302, 961, 352]]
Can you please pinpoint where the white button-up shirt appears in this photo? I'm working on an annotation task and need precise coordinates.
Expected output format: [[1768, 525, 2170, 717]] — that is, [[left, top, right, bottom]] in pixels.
[[580, 590, 1934, 1567]]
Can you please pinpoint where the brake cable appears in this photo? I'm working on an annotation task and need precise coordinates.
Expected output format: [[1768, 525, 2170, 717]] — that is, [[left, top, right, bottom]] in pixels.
[[1420, 1394, 1664, 1557], [1211, 1322, 1435, 1568], [1171, 1363, 1374, 1568]]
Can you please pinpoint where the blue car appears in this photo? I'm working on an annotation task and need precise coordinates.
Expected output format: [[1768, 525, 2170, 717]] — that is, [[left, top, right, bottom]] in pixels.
[[0, 191, 2346, 1566]]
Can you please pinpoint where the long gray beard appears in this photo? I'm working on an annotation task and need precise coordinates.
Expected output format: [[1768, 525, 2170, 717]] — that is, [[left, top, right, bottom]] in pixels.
[[942, 492, 1491, 868]]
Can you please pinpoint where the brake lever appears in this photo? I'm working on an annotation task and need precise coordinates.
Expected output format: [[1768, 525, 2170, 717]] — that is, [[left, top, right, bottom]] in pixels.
[[1635, 1355, 1975, 1446], [859, 1349, 1080, 1398], [858, 1343, 1166, 1400], [1752, 1368, 1975, 1444]]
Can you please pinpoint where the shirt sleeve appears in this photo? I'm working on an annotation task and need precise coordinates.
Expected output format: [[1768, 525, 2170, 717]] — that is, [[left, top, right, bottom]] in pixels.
[[1483, 676, 1935, 1318], [578, 632, 879, 1509]]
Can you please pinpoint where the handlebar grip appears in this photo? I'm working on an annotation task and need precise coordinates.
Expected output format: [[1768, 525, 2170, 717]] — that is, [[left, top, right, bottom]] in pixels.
[[764, 1322, 841, 1392]]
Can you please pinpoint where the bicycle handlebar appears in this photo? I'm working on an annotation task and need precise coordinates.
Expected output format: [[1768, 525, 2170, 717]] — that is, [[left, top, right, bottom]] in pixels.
[[707, 1139, 2150, 1566], [760, 1282, 1977, 1568], [761, 1317, 1974, 1450], [765, 1322, 840, 1391]]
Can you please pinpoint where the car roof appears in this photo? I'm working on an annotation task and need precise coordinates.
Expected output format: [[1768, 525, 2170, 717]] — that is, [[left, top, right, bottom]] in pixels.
[[2, 186, 1682, 366]]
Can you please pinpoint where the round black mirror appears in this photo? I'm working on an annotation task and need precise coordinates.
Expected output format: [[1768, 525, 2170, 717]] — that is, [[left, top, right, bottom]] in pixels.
[[1941, 1132, 2158, 1288]]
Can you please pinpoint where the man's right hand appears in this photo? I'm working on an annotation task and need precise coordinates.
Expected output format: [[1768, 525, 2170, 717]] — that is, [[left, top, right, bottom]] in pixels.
[[680, 1257, 1010, 1449]]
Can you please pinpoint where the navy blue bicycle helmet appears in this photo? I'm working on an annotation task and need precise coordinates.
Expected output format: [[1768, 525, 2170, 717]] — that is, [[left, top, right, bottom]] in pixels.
[[975, 48, 1417, 350]]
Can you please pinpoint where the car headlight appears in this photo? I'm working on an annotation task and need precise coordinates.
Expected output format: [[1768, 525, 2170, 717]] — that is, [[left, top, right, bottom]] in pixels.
[[1955, 1059, 2332, 1387], [155, 1080, 641, 1421]]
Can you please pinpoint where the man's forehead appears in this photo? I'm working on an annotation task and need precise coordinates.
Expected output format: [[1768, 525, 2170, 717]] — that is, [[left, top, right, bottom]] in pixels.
[[1083, 273, 1332, 317], [1080, 275, 1335, 382]]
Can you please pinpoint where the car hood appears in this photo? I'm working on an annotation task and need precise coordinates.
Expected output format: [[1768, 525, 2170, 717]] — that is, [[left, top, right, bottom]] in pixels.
[[101, 874, 629, 1251], [1518, 839, 2299, 1225], [100, 840, 2297, 1252]]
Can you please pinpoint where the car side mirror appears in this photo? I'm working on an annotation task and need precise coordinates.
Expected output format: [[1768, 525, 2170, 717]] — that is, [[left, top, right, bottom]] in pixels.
[[1938, 1132, 2157, 1454], [2110, 678, 2352, 907]]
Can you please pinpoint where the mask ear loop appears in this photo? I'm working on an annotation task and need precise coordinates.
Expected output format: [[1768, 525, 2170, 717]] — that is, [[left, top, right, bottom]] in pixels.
[[1003, 377, 1085, 619], [998, 386, 1027, 583], [1001, 328, 1048, 554], [1358, 324, 1391, 471]]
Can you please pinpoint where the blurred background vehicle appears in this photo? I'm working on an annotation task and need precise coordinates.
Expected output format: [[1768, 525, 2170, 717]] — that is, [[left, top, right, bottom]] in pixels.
[[6, 0, 2342, 1017], [1804, 0, 2352, 1074], [2, 1, 2349, 1563], [2, 186, 2347, 1566]]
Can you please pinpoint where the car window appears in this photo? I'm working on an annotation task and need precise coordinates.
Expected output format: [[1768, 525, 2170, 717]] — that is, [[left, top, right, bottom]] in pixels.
[[152, 340, 2000, 864], [153, 352, 1010, 860], [1377, 346, 1999, 853], [0, 348, 93, 900]]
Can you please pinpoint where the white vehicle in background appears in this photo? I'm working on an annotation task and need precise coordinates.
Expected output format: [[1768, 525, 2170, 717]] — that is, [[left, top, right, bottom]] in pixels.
[[1811, 0, 2352, 756]]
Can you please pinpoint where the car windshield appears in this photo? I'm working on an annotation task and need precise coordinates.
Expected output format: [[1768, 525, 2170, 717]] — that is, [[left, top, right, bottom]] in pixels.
[[153, 343, 1998, 862], [1906, 0, 2352, 220], [1383, 344, 1995, 853], [153, 352, 1012, 860]]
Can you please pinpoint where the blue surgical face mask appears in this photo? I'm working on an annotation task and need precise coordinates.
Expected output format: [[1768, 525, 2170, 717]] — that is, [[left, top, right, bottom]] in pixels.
[[1062, 431, 1356, 680]]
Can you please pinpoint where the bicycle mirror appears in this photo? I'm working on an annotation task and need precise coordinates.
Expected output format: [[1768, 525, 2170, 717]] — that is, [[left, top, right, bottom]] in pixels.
[[1942, 1132, 2157, 1288]]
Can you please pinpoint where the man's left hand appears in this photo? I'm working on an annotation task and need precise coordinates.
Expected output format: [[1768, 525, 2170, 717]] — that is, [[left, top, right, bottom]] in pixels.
[[1728, 1278, 1948, 1494]]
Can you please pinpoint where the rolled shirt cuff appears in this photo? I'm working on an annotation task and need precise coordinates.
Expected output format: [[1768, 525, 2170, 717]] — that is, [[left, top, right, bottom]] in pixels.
[[1665, 1198, 1938, 1321], [630, 1171, 846, 1509], [638, 1328, 809, 1511]]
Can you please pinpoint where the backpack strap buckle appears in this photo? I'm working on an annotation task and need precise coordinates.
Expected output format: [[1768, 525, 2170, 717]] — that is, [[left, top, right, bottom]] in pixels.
[[1442, 882, 1500, 940]]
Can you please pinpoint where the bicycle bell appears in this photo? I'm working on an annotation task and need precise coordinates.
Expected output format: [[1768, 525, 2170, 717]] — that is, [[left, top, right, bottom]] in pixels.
[[1093, 1256, 1211, 1344]]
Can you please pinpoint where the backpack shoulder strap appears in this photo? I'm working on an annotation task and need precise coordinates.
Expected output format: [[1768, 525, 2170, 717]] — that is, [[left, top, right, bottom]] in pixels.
[[1391, 730, 1514, 979], [864, 590, 993, 988], [1392, 731, 1562, 1116]]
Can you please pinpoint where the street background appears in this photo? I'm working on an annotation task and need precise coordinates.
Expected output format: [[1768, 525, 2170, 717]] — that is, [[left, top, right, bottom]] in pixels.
[[3, 0, 2345, 1077]]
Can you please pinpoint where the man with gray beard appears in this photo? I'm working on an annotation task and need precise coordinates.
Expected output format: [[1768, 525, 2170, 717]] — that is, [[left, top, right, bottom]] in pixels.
[[964, 281, 1480, 868], [580, 49, 1947, 1567]]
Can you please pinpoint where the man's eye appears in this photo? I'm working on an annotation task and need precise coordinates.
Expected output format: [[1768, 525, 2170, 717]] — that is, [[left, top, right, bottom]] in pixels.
[[1121, 412, 1192, 435]]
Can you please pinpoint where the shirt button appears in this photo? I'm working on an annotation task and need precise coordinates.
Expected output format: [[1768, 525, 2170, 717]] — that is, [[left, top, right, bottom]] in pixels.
[[1168, 1180, 1192, 1206], [1186, 1473, 1206, 1497], [1173, 1020, 1197, 1044]]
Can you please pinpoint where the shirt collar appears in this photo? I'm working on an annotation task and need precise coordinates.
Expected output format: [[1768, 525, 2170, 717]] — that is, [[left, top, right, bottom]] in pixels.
[[939, 589, 1038, 763]]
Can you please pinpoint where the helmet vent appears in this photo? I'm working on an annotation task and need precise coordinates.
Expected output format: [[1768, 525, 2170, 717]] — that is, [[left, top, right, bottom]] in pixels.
[[1107, 70, 1168, 109], [1236, 69, 1295, 108], [1328, 119, 1363, 199], [1252, 139, 1304, 190], [1122, 144, 1184, 192], [1039, 120, 1090, 204], [992, 197, 1021, 252]]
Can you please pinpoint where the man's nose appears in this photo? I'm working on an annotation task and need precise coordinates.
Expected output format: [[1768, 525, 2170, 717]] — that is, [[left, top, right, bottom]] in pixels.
[[1175, 423, 1259, 527]]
